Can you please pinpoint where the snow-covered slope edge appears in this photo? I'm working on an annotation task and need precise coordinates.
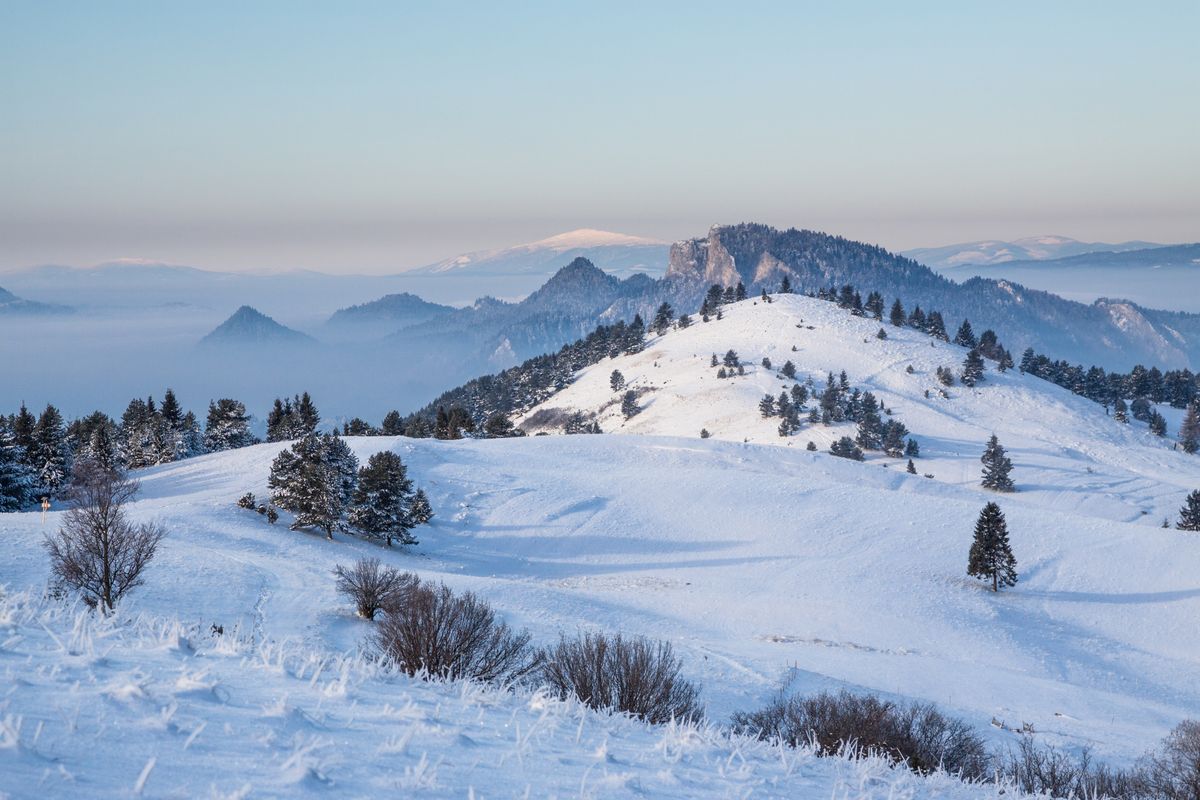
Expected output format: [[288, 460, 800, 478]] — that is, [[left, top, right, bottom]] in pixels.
[[0, 589, 1016, 799]]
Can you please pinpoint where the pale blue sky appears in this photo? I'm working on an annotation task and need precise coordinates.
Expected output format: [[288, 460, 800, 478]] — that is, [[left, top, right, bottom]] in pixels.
[[2, 1, 1197, 272]]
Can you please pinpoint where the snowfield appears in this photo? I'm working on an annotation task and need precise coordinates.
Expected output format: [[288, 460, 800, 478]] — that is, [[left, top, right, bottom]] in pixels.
[[3, 294, 1200, 796]]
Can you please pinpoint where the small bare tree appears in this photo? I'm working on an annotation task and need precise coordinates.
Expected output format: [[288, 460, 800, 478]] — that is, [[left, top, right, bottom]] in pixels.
[[44, 461, 165, 612], [334, 558, 415, 620]]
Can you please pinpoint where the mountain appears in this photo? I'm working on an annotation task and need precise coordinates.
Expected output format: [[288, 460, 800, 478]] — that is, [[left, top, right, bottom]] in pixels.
[[406, 228, 670, 279], [199, 305, 315, 347], [0, 284, 71, 315], [936, 244, 1200, 313], [326, 292, 455, 337], [654, 224, 1200, 370], [903, 235, 1162, 269]]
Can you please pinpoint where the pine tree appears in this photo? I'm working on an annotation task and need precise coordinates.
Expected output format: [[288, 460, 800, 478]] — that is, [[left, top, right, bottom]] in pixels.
[[1149, 410, 1168, 437], [779, 275, 792, 294], [926, 311, 949, 341], [882, 420, 908, 457], [204, 399, 255, 452], [33, 404, 71, 497], [961, 349, 985, 387], [0, 422, 37, 511], [1113, 397, 1128, 423], [11, 403, 37, 464], [904, 438, 920, 458], [734, 281, 747, 301], [610, 370, 626, 392], [1180, 403, 1200, 454], [347, 451, 417, 547], [855, 393, 883, 450], [889, 299, 906, 327], [759, 394, 776, 418], [980, 434, 1015, 492], [625, 315, 646, 353], [781, 360, 796, 379], [268, 433, 355, 539], [294, 392, 320, 436], [621, 390, 639, 419], [266, 397, 293, 442], [381, 410, 404, 435], [968, 502, 1017, 592], [954, 320, 978, 349], [829, 436, 864, 461], [906, 459, 917, 475], [677, 313, 692, 328], [409, 488, 434, 524], [1178, 490, 1200, 532], [723, 349, 739, 368], [652, 302, 674, 335]]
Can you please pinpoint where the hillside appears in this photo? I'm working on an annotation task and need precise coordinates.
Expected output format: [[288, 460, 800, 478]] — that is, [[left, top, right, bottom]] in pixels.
[[325, 291, 455, 338], [903, 236, 1161, 269], [0, 284, 70, 315]]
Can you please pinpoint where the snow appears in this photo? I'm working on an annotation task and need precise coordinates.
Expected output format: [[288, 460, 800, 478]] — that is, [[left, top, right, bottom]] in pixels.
[[3, 294, 1200, 794], [530, 229, 667, 250]]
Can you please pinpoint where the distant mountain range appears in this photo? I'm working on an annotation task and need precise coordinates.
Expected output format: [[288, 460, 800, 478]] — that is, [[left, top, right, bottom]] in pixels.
[[0, 285, 70, 315], [200, 306, 314, 347], [405, 229, 669, 279], [903, 235, 1162, 269]]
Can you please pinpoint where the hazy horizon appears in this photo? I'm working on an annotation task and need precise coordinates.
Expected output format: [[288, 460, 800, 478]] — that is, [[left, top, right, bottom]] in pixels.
[[3, 2, 1198, 274]]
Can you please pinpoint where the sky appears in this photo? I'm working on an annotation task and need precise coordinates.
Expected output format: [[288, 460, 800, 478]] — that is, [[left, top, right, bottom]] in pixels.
[[2, 1, 1197, 274]]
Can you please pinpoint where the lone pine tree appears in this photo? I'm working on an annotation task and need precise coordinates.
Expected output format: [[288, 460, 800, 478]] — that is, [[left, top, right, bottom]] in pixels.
[[980, 434, 1015, 492], [1178, 490, 1200, 532], [347, 450, 418, 547], [968, 502, 1018, 592]]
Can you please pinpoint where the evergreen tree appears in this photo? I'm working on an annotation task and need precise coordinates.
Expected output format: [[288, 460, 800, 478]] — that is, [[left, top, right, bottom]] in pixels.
[[723, 285, 736, 304], [1113, 397, 1128, 423], [980, 434, 1015, 492], [734, 281, 747, 301], [1149, 410, 1168, 437], [889, 299, 906, 327], [779, 275, 792, 294], [381, 410, 404, 435], [179, 411, 205, 458], [854, 393, 883, 450], [904, 438, 920, 458], [11, 403, 37, 464], [864, 291, 884, 320], [652, 302, 674, 335], [882, 420, 908, 457], [484, 412, 518, 438], [625, 315, 646, 353], [268, 433, 356, 539], [1180, 403, 1200, 454], [781, 360, 796, 379], [953, 320, 978, 349], [723, 349, 740, 368], [704, 284, 724, 310], [204, 399, 255, 452], [159, 389, 183, 431], [710, 353, 719, 367], [1019, 347, 1037, 374], [926, 311, 949, 341], [610, 370, 626, 392], [961, 349, 985, 387], [409, 488, 434, 525], [119, 398, 155, 468], [33, 404, 71, 496], [906, 459, 917, 475], [347, 451, 417, 546], [759, 394, 776, 418], [908, 306, 926, 330], [621, 390, 640, 419], [997, 348, 1014, 372], [0, 422, 37, 511], [829, 436, 864, 461], [266, 397, 294, 442], [677, 313, 692, 328], [968, 502, 1018, 592], [1178, 490, 1200, 532], [294, 392, 321, 436]]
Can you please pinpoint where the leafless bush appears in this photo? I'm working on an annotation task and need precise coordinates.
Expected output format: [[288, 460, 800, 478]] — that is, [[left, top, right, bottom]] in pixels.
[[1141, 720, 1200, 800], [998, 735, 1147, 799], [375, 578, 536, 685], [333, 558, 416, 620], [539, 632, 702, 724], [43, 462, 165, 612], [731, 690, 987, 779]]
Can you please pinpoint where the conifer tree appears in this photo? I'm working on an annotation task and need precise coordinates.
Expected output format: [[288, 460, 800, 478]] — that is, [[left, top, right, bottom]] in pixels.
[[968, 502, 1017, 592], [11, 403, 37, 464], [294, 392, 320, 436], [779, 275, 792, 294], [1149, 410, 1168, 437], [781, 360, 796, 379], [610, 370, 626, 392], [906, 458, 917, 475], [954, 320, 978, 349], [735, 281, 747, 301], [652, 302, 674, 335], [855, 393, 883, 450], [904, 438, 920, 458], [33, 404, 71, 497], [409, 488, 434, 525], [961, 349, 985, 387], [830, 436, 864, 461], [980, 434, 1015, 492], [1180, 403, 1200, 454], [926, 311, 949, 341], [268, 433, 356, 539], [1113, 397, 1129, 424], [1177, 490, 1200, 532], [381, 410, 404, 435], [204, 399, 255, 452], [621, 390, 640, 419], [677, 313, 692, 328], [0, 422, 37, 511], [347, 450, 417, 547], [889, 299, 905, 327], [625, 314, 646, 353], [759, 394, 776, 418]]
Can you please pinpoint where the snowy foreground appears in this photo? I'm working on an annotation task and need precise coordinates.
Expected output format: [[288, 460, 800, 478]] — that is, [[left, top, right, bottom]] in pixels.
[[4, 295, 1200, 796]]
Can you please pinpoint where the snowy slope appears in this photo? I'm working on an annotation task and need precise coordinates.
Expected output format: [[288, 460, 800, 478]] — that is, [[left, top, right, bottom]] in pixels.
[[409, 229, 669, 278], [519, 293, 1200, 528]]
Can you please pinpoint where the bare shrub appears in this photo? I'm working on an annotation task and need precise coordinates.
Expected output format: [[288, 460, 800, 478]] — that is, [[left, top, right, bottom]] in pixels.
[[44, 462, 165, 612], [731, 690, 987, 779], [1142, 720, 1200, 800], [539, 632, 702, 724], [999, 735, 1147, 799], [375, 578, 536, 685], [333, 558, 416, 620]]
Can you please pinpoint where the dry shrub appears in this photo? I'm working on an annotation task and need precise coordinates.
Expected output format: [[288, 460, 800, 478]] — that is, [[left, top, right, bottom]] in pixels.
[[375, 577, 536, 685], [539, 631, 702, 724], [333, 558, 416, 620]]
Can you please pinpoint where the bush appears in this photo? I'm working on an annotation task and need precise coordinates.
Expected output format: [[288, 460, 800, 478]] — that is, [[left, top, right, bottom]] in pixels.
[[237, 492, 256, 509], [375, 577, 536, 684], [266, 506, 279, 524], [1142, 720, 1200, 799], [539, 632, 702, 724], [334, 558, 416, 620], [731, 690, 988, 780], [999, 735, 1145, 799]]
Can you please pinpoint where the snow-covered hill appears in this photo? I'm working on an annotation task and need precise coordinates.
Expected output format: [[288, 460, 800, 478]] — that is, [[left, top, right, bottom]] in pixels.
[[4, 294, 1200, 794], [904, 236, 1161, 269]]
